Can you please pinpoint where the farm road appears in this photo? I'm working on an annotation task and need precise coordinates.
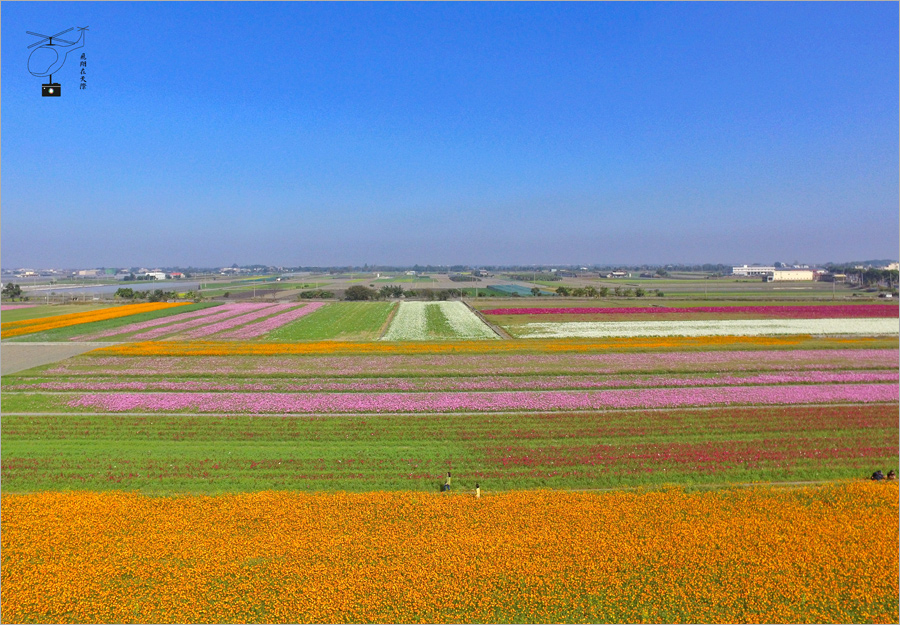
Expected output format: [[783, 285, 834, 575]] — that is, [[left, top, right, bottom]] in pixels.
[[1, 342, 111, 376]]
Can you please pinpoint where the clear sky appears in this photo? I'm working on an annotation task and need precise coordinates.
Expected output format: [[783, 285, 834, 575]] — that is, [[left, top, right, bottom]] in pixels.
[[2, 2, 897, 268]]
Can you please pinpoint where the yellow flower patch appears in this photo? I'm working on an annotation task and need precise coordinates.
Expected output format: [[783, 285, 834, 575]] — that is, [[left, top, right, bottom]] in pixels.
[[2, 484, 896, 623]]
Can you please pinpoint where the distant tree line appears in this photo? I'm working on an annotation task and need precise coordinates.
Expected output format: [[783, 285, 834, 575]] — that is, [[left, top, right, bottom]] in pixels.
[[343, 285, 466, 301], [556, 286, 656, 298], [115, 288, 176, 302], [505, 273, 561, 282]]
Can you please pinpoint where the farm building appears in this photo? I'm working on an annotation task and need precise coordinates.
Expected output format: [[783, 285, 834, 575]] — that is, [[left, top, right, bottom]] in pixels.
[[764, 270, 815, 282]]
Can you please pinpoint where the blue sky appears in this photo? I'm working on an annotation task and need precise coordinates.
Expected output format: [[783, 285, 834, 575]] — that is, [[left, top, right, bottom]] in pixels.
[[2, 2, 897, 268]]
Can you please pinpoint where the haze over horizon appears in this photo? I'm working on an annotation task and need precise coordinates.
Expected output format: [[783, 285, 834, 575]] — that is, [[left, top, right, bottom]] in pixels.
[[2, 3, 897, 268]]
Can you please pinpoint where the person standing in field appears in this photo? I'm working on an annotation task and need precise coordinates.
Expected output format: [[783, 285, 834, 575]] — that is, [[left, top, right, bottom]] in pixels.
[[444, 472, 452, 492], [475, 483, 480, 499]]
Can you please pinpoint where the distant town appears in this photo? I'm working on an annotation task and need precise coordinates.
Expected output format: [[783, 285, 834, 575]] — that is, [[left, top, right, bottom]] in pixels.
[[2, 260, 897, 305], [3, 260, 898, 283]]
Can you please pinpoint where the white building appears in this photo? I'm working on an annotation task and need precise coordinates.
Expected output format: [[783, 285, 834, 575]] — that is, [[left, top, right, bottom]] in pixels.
[[733, 265, 776, 277]]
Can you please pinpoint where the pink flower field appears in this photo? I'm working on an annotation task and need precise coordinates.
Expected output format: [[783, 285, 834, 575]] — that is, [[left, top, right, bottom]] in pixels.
[[218, 302, 328, 339], [66, 383, 898, 414], [9, 369, 897, 393]]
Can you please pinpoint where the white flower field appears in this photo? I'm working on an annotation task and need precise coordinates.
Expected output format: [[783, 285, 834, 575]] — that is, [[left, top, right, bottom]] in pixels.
[[512, 317, 900, 339], [381, 301, 499, 340]]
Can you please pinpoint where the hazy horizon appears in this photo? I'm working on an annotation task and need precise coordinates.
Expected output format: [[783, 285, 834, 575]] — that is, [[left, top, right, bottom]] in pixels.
[[3, 3, 898, 268]]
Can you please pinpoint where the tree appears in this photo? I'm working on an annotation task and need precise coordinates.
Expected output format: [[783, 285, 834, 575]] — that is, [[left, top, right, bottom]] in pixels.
[[635, 288, 645, 297], [345, 285, 376, 301], [531, 287, 542, 297], [613, 286, 623, 297], [555, 286, 570, 296], [599, 287, 609, 298], [115, 287, 135, 299], [2, 282, 23, 300]]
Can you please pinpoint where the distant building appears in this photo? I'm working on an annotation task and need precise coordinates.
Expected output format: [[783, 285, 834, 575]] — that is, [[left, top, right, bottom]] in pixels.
[[885, 262, 899, 271], [733, 265, 776, 277], [764, 270, 815, 282], [146, 272, 167, 280]]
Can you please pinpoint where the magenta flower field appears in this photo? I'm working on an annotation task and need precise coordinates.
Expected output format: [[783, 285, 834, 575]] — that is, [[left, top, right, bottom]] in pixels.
[[482, 304, 898, 317]]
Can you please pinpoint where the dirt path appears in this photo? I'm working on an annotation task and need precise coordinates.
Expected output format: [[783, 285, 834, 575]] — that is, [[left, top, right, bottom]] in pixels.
[[0, 342, 113, 376]]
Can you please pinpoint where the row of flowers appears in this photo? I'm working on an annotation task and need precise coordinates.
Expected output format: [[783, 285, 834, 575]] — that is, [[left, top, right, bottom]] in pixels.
[[70, 303, 229, 341], [40, 348, 899, 377], [9, 369, 897, 393], [218, 302, 328, 339], [513, 318, 899, 338], [127, 303, 278, 340], [82, 334, 891, 357], [483, 304, 899, 317], [1, 302, 187, 338], [64, 383, 898, 413], [177, 304, 305, 340]]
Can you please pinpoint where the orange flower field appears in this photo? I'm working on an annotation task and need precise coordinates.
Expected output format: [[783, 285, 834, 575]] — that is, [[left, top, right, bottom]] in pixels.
[[90, 334, 891, 357], [2, 483, 896, 624], [0, 303, 188, 338]]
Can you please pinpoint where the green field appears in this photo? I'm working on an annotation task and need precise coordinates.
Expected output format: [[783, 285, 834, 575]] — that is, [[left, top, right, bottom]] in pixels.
[[266, 301, 396, 340]]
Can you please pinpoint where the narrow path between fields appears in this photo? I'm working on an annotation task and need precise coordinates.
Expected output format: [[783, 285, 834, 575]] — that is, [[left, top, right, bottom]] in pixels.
[[1, 342, 120, 376]]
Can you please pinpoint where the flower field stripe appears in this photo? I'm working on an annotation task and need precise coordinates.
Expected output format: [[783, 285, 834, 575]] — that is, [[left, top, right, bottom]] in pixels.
[[2, 484, 896, 624], [9, 370, 898, 393], [440, 301, 499, 339], [175, 303, 294, 339], [381, 301, 428, 340], [0, 303, 188, 338], [68, 304, 227, 341], [35, 348, 899, 378], [513, 318, 899, 338], [381, 302, 497, 340], [482, 304, 900, 318], [126, 303, 272, 340], [218, 302, 328, 339], [64, 382, 898, 413], [0, 304, 36, 310], [87, 335, 896, 357]]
